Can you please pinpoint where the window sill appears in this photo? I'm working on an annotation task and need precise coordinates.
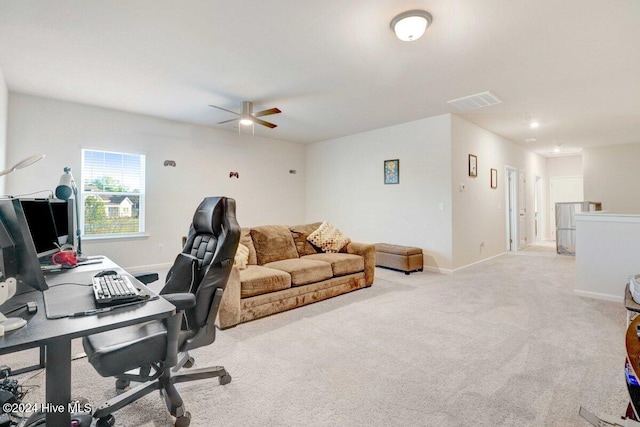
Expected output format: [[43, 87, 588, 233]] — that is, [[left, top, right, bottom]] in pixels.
[[82, 233, 150, 242]]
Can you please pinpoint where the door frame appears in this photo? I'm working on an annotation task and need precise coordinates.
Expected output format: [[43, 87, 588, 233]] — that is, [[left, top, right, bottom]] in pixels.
[[534, 175, 542, 242], [505, 166, 518, 252]]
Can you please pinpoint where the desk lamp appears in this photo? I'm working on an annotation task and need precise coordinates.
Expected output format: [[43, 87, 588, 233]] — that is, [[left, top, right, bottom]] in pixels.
[[0, 153, 46, 177], [55, 167, 82, 255]]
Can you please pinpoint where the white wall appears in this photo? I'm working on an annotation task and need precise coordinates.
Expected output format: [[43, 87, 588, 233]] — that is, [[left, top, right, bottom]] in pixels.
[[450, 115, 547, 269], [583, 143, 640, 214], [6, 94, 306, 269], [0, 69, 7, 194], [546, 155, 582, 177], [305, 114, 453, 270], [575, 213, 640, 302]]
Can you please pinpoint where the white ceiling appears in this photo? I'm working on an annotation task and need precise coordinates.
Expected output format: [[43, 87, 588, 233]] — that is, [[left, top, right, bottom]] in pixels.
[[1, 0, 639, 157]]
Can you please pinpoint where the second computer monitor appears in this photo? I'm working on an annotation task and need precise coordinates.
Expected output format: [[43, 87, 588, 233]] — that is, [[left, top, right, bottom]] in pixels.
[[0, 199, 48, 292]]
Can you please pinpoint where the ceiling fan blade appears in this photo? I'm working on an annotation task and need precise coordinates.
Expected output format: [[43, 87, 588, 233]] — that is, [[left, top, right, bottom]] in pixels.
[[253, 107, 281, 118], [217, 118, 240, 125], [209, 105, 239, 116], [253, 117, 277, 129]]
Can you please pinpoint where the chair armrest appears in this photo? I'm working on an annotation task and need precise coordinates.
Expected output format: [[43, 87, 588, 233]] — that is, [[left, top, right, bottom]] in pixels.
[[163, 293, 196, 310], [133, 272, 159, 284], [346, 242, 375, 286]]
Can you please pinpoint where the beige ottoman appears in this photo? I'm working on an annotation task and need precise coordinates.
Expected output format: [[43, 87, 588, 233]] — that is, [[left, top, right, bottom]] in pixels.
[[375, 244, 423, 275]]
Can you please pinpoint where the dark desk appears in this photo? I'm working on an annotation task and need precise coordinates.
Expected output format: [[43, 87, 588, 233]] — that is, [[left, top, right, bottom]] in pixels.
[[0, 259, 175, 426]]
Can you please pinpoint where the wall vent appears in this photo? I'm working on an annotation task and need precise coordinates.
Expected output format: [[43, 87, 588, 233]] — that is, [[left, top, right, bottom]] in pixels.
[[447, 91, 502, 111]]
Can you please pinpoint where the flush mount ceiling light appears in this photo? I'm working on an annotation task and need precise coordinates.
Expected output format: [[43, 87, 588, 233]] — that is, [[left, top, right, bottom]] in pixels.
[[530, 121, 540, 129], [390, 10, 433, 41]]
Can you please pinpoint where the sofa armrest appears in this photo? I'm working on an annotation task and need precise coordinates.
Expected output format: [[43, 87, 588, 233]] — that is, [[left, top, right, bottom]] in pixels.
[[346, 242, 375, 286], [217, 266, 241, 329]]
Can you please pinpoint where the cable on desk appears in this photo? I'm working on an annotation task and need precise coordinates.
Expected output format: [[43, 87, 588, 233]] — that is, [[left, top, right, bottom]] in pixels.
[[2, 304, 28, 315], [47, 282, 92, 287], [11, 189, 54, 198]]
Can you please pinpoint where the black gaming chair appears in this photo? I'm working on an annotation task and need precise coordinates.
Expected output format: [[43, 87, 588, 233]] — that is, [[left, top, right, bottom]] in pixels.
[[82, 197, 240, 427]]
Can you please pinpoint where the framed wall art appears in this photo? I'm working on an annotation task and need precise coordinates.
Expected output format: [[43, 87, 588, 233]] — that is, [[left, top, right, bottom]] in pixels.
[[468, 154, 477, 177], [490, 168, 498, 188], [384, 159, 399, 184]]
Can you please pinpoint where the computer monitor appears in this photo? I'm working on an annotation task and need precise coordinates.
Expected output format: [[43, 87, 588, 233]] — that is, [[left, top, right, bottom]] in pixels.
[[49, 199, 73, 247], [0, 219, 17, 282], [20, 199, 60, 258], [0, 199, 49, 293]]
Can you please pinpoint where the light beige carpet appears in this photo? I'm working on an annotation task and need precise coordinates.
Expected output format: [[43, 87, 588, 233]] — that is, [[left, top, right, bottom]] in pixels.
[[3, 251, 627, 426]]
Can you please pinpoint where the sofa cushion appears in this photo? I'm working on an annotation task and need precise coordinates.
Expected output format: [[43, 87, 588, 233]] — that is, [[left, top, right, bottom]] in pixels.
[[289, 222, 323, 256], [307, 221, 351, 253], [301, 253, 364, 277], [240, 227, 258, 265], [239, 265, 292, 298], [251, 225, 299, 265], [264, 259, 333, 287]]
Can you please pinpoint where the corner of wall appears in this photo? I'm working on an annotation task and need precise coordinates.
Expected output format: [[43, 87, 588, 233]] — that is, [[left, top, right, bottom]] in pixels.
[[0, 68, 8, 195]]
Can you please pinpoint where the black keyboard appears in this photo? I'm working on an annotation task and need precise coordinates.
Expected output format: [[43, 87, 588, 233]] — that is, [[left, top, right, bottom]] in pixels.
[[92, 274, 144, 305]]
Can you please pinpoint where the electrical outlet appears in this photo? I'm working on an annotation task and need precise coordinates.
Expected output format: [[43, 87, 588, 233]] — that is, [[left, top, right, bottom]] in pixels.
[[158, 244, 164, 253]]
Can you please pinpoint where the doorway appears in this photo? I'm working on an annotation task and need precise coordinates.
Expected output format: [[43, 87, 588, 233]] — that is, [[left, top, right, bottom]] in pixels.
[[549, 176, 583, 240], [534, 175, 542, 242], [518, 170, 527, 249], [505, 167, 517, 252]]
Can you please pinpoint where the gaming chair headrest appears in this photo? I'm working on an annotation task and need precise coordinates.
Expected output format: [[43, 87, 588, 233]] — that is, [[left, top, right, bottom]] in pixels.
[[192, 197, 226, 236]]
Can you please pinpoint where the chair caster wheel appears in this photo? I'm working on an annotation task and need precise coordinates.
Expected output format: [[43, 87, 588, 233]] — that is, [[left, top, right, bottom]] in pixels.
[[115, 378, 130, 391], [175, 411, 191, 427], [219, 373, 232, 385], [183, 356, 195, 368], [97, 414, 116, 427]]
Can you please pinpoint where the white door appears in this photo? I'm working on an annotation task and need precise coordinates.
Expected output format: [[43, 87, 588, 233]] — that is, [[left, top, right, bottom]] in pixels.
[[534, 176, 542, 242], [505, 167, 517, 252], [549, 176, 583, 239], [518, 170, 527, 249]]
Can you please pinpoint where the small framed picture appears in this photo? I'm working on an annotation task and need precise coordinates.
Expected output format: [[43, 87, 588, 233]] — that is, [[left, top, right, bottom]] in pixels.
[[490, 168, 498, 188], [384, 159, 399, 184], [468, 154, 477, 177]]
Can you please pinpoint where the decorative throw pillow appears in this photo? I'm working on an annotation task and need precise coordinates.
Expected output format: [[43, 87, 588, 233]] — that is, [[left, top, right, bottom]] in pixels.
[[307, 221, 351, 253], [240, 228, 258, 265], [234, 243, 249, 270]]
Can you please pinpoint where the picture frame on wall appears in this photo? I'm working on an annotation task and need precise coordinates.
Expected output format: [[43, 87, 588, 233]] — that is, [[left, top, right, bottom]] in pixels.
[[468, 154, 477, 177], [384, 159, 399, 184], [491, 168, 498, 188]]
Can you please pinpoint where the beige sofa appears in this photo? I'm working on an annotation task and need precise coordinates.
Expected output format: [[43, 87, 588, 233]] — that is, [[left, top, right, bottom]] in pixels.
[[218, 222, 375, 329]]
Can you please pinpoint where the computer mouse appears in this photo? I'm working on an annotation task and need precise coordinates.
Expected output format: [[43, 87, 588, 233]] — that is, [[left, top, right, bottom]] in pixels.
[[95, 270, 118, 277]]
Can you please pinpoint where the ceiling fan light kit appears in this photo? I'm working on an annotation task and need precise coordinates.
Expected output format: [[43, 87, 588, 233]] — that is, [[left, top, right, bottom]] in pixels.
[[210, 100, 281, 130], [390, 10, 433, 41]]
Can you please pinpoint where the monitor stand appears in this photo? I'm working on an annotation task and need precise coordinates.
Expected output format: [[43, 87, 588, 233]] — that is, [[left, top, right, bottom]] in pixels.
[[0, 313, 27, 336], [0, 277, 27, 336]]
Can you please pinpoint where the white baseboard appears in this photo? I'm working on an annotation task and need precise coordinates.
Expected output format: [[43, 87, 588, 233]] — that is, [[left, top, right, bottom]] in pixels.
[[451, 252, 507, 273], [422, 252, 508, 275], [422, 266, 453, 275], [573, 289, 623, 303]]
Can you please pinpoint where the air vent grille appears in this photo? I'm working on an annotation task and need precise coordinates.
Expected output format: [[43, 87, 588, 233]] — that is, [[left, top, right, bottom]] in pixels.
[[447, 91, 502, 111]]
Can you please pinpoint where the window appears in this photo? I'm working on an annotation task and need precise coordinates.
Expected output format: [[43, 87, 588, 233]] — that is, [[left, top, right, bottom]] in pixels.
[[81, 149, 145, 237]]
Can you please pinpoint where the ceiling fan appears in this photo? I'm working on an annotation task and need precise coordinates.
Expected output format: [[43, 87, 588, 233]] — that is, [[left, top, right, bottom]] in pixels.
[[209, 101, 281, 129]]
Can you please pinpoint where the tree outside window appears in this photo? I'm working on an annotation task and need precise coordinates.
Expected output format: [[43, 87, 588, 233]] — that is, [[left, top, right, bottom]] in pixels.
[[81, 150, 145, 236]]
